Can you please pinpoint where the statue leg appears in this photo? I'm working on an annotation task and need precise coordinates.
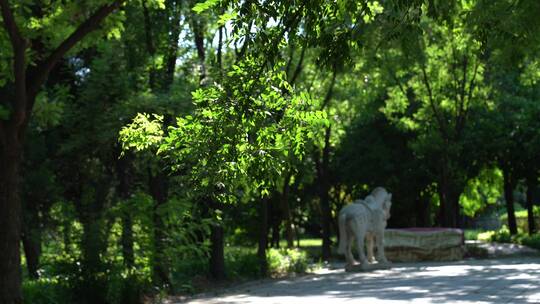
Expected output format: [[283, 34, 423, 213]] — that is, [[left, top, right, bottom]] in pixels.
[[354, 223, 368, 267], [366, 234, 375, 263], [375, 231, 389, 264], [345, 233, 356, 266], [343, 223, 357, 266]]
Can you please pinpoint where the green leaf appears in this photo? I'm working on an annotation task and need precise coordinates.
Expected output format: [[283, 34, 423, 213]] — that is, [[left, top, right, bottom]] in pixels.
[[0, 105, 10, 120], [218, 11, 237, 26], [192, 0, 220, 13]]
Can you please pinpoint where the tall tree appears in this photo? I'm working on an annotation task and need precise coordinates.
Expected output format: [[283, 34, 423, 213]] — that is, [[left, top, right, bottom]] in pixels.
[[0, 1, 127, 302], [380, 9, 486, 227]]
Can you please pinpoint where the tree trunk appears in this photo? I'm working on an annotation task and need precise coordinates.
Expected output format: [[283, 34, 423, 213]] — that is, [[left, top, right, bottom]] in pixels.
[[319, 127, 332, 260], [320, 188, 332, 260], [438, 159, 458, 228], [75, 181, 111, 304], [217, 25, 223, 74], [142, 0, 158, 89], [450, 187, 462, 228], [415, 196, 429, 227], [163, 0, 181, 90], [149, 170, 170, 286], [267, 195, 281, 248], [78, 213, 108, 304], [21, 187, 43, 280], [21, 219, 41, 279], [190, 12, 206, 84], [80, 217, 105, 274], [0, 130, 23, 304], [280, 172, 295, 248], [526, 175, 537, 235], [116, 152, 134, 268], [209, 201, 225, 280], [0, 2, 124, 302], [121, 214, 135, 268], [257, 198, 269, 277], [503, 167, 518, 235]]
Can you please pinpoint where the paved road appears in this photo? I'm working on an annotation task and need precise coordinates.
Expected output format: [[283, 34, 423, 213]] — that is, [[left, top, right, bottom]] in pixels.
[[180, 257, 540, 304]]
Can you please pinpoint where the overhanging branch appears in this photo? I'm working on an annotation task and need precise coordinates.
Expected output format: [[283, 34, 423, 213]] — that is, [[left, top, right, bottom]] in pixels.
[[27, 0, 126, 101], [1, 0, 28, 126], [421, 64, 448, 139], [0, 0, 24, 48], [321, 66, 337, 110]]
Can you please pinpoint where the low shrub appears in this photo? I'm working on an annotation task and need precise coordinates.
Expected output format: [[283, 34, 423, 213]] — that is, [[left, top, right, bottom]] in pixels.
[[23, 277, 72, 304], [490, 228, 512, 243], [225, 247, 260, 279], [170, 257, 208, 293], [464, 229, 484, 240], [515, 234, 540, 250], [477, 230, 496, 242], [106, 270, 149, 304], [170, 246, 312, 294], [476, 228, 540, 250], [500, 207, 540, 232], [267, 248, 309, 276]]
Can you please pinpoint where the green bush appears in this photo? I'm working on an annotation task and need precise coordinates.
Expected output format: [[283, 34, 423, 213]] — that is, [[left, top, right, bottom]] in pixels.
[[106, 270, 149, 304], [225, 247, 260, 279], [477, 227, 512, 243], [515, 234, 540, 250], [267, 248, 309, 276], [23, 278, 72, 304], [476, 227, 540, 250], [170, 246, 312, 294], [477, 230, 495, 242], [464, 229, 484, 240], [490, 228, 512, 243], [170, 257, 208, 293], [500, 207, 540, 232]]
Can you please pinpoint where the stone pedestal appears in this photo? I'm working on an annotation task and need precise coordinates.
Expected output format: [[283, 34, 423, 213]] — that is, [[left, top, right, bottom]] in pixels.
[[383, 228, 464, 262]]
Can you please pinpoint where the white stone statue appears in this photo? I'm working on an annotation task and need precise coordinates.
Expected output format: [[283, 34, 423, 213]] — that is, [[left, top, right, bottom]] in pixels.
[[337, 187, 392, 270]]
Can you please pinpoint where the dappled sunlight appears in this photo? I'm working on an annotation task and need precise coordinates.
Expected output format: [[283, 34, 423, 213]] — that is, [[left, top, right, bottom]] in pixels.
[[4, 0, 540, 303], [184, 257, 540, 304]]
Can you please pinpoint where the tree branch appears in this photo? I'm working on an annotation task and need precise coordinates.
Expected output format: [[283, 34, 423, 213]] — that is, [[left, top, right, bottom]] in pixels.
[[27, 0, 126, 101], [421, 64, 448, 139], [285, 43, 295, 77], [306, 68, 319, 94], [289, 45, 306, 85], [163, 0, 181, 90], [0, 0, 24, 47], [457, 59, 479, 136], [388, 66, 413, 103], [456, 54, 468, 130], [217, 25, 223, 75], [450, 45, 460, 121], [1, 0, 28, 126], [321, 66, 337, 110]]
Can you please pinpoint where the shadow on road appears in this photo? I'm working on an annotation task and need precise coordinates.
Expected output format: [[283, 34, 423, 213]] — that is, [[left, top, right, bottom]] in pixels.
[[182, 257, 540, 304]]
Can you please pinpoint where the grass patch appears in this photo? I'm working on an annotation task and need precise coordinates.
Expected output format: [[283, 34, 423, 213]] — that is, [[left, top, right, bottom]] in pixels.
[[464, 229, 485, 240], [171, 243, 314, 294], [473, 227, 540, 251]]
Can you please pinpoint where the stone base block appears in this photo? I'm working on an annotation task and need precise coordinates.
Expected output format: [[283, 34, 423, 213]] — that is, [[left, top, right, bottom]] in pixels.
[[384, 228, 465, 262]]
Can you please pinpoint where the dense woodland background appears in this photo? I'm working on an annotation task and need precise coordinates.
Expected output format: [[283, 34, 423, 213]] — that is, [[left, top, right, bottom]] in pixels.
[[1, 0, 540, 303]]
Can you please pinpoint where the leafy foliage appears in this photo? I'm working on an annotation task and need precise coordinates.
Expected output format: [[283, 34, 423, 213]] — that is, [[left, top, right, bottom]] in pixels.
[[4, 0, 540, 303]]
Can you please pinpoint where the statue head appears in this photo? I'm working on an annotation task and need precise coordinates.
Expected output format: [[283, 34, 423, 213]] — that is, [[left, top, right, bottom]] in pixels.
[[370, 187, 393, 220], [383, 193, 392, 220]]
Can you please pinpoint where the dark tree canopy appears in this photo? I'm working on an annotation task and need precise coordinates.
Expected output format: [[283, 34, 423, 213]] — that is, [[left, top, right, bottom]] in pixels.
[[1, 0, 540, 303]]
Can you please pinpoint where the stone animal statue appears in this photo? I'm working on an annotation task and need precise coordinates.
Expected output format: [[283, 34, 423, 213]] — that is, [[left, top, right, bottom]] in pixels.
[[337, 187, 392, 268]]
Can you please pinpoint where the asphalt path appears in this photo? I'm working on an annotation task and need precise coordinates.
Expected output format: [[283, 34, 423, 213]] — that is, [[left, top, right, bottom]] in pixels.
[[179, 256, 540, 304]]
